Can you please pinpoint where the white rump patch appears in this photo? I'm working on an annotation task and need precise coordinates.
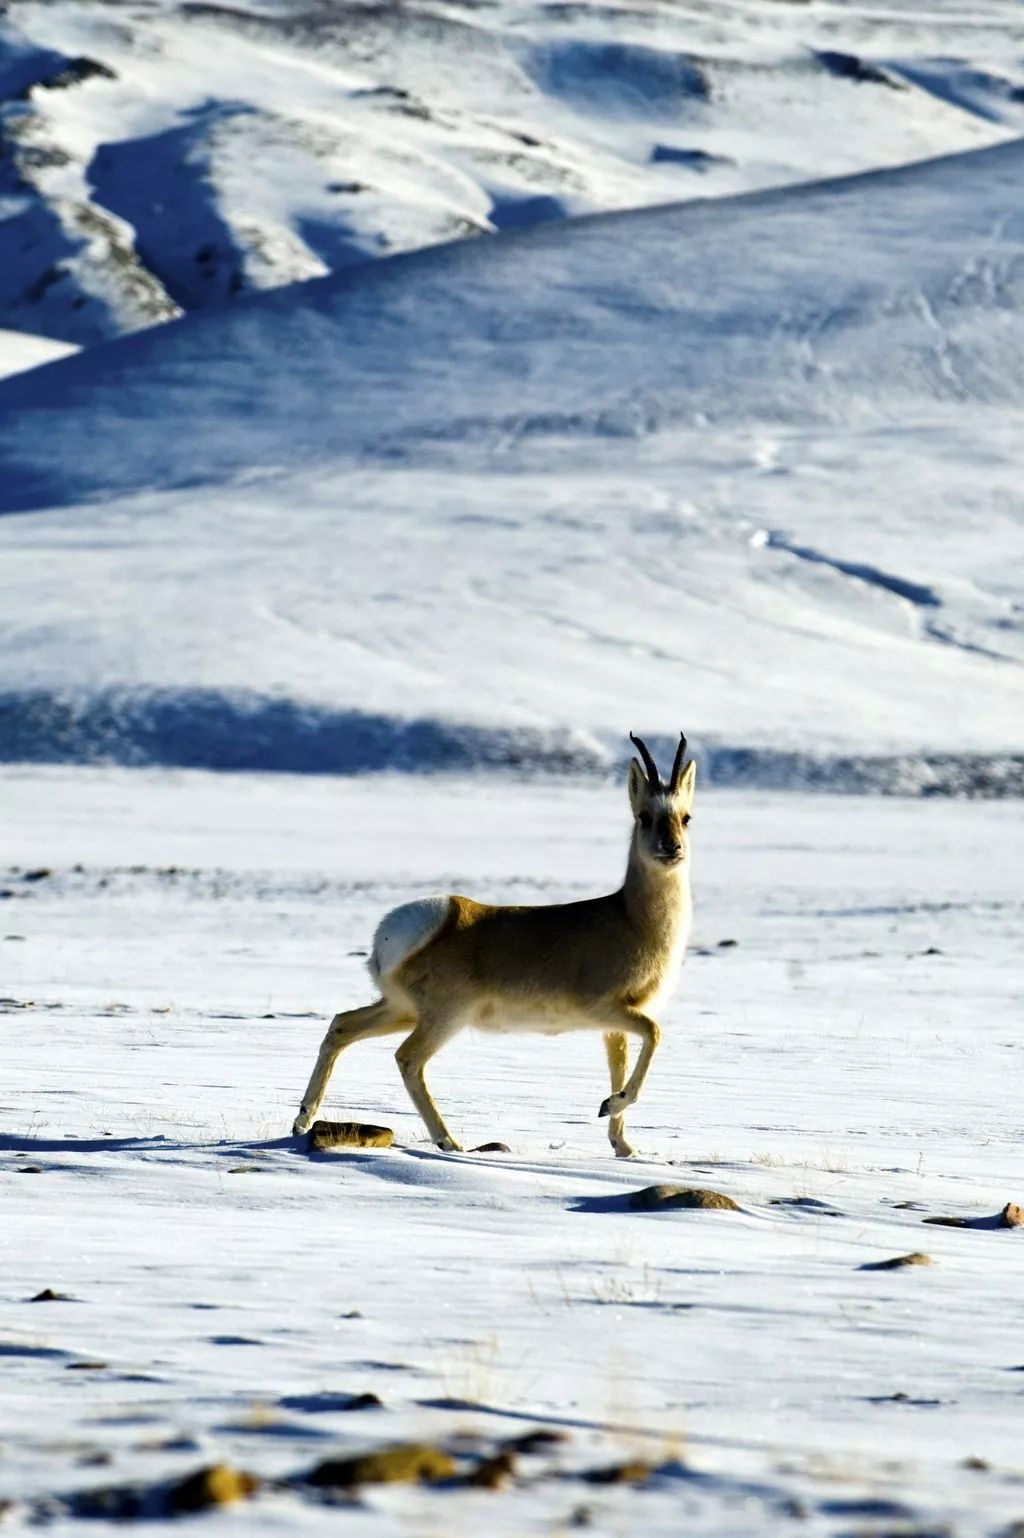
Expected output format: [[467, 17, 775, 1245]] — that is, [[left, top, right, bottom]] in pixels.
[[371, 896, 450, 981]]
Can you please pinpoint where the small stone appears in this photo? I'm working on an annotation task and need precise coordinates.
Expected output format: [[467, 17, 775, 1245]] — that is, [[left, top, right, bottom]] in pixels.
[[166, 1464, 259, 1513], [67, 1362, 108, 1371], [716, 938, 738, 948], [280, 1391, 382, 1414], [923, 1216, 969, 1228], [860, 1252, 933, 1271], [1000, 1203, 1023, 1228], [308, 1120, 394, 1151], [963, 1455, 990, 1471], [472, 1142, 511, 1153], [304, 1443, 455, 1488], [464, 1450, 516, 1488], [23, 868, 52, 882], [629, 1184, 739, 1212], [505, 1428, 569, 1454], [780, 1497, 810, 1519], [582, 1459, 652, 1485], [29, 1287, 69, 1302], [15, 1165, 44, 1174]]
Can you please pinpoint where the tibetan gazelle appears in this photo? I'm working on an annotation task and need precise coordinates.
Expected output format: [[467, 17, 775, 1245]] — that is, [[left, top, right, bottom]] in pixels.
[[293, 732, 695, 1157]]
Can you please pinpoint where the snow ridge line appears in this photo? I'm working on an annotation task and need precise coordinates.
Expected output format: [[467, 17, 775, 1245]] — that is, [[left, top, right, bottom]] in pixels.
[[1, 688, 1022, 796]]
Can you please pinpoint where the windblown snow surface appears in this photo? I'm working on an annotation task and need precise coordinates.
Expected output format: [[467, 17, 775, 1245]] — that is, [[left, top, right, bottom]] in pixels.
[[2, 770, 1023, 1534], [2, 2, 1024, 1532]]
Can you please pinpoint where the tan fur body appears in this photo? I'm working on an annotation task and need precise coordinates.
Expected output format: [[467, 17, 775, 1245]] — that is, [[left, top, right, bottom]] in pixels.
[[393, 880, 690, 1035], [293, 737, 696, 1157]]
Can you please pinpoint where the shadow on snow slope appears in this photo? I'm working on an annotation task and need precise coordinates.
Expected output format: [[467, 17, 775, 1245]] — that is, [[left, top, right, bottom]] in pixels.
[[1, 138, 1024, 513], [1, 687, 1022, 795]]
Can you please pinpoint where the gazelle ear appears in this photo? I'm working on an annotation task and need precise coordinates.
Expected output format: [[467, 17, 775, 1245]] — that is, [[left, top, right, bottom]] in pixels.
[[627, 757, 649, 815], [676, 758, 697, 808]]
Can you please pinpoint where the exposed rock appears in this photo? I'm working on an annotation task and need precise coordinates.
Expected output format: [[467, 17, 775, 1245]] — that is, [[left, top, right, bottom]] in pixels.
[[921, 1203, 1022, 1229], [472, 1141, 511, 1153], [770, 1196, 843, 1215], [308, 1120, 394, 1151], [629, 1184, 739, 1212], [860, 1252, 933, 1271], [505, 1428, 569, 1454], [304, 1443, 456, 1487], [166, 1464, 259, 1513], [464, 1450, 516, 1488], [814, 50, 905, 88], [29, 1287, 69, 1301], [280, 1390, 382, 1413], [26, 58, 117, 96], [582, 1459, 652, 1485]]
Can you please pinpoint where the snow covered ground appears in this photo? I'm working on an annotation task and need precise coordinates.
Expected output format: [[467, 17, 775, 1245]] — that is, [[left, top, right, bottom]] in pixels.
[[0, 328, 77, 381], [2, 767, 1022, 1533]]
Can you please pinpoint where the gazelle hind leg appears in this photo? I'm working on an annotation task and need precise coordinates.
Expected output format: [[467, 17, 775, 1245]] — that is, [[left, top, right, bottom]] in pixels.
[[603, 1032, 636, 1158], [394, 1013, 465, 1152], [598, 1009, 661, 1121], [293, 999, 412, 1135]]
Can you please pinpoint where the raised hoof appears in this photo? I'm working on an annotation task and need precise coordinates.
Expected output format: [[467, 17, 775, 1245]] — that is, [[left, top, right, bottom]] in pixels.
[[600, 1092, 629, 1119]]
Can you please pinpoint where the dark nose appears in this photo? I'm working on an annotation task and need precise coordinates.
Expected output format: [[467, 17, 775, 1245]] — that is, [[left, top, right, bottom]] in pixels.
[[659, 842, 681, 860]]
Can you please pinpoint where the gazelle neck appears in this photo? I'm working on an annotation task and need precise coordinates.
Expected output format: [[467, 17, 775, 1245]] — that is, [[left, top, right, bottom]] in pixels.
[[621, 835, 691, 937]]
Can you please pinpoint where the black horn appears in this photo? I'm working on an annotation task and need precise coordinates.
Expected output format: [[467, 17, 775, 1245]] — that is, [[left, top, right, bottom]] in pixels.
[[629, 732, 662, 790], [668, 732, 689, 794]]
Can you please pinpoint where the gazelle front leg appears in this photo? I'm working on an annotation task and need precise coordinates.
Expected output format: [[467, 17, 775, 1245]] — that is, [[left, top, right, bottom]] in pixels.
[[394, 1013, 465, 1152], [598, 1010, 661, 1122], [603, 1032, 636, 1158], [293, 999, 410, 1135]]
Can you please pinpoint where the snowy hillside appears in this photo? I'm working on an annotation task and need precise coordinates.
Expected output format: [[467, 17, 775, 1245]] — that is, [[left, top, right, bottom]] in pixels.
[[3, 0, 1023, 353], [1, 130, 1023, 779]]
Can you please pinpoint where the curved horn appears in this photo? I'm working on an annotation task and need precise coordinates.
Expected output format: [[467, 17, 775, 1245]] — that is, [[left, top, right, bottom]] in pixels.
[[668, 731, 689, 794], [629, 732, 662, 790]]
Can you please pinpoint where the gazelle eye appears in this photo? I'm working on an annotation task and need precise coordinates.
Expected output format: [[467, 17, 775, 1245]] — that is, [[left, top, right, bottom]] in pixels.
[[638, 811, 653, 830], [682, 813, 692, 827]]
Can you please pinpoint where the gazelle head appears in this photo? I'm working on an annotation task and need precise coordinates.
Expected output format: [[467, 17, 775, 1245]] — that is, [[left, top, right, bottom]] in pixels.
[[627, 731, 696, 871]]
